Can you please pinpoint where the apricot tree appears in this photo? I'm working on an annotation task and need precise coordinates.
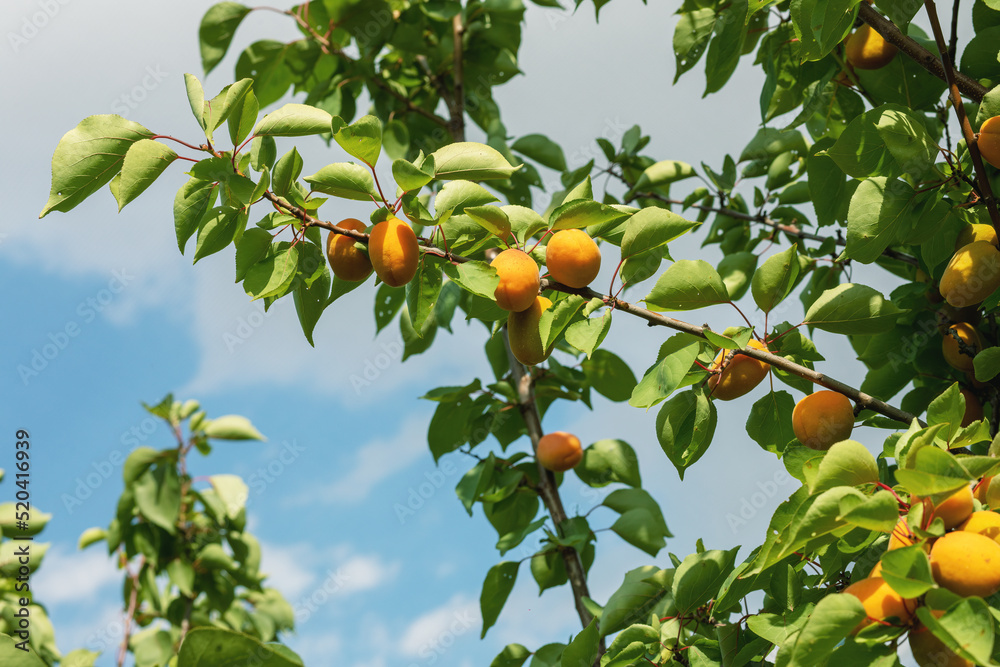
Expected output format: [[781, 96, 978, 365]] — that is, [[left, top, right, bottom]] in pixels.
[[12, 0, 1000, 665]]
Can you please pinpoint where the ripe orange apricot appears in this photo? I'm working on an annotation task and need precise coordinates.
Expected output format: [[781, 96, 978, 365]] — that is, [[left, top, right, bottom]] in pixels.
[[909, 614, 973, 667], [545, 229, 601, 288], [491, 248, 540, 312], [911, 485, 974, 530], [707, 339, 770, 401], [844, 24, 898, 70], [930, 531, 1000, 597], [791, 391, 854, 450], [941, 323, 982, 372], [326, 218, 372, 282], [368, 216, 419, 287], [956, 223, 999, 249], [842, 576, 916, 633], [536, 431, 583, 472], [974, 476, 1000, 507], [939, 241, 1000, 308], [958, 510, 1000, 543], [960, 389, 984, 427], [888, 518, 918, 550], [980, 116, 1000, 170], [508, 296, 553, 366]]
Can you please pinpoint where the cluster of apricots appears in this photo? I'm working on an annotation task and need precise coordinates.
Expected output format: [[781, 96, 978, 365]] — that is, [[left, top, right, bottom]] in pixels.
[[841, 483, 1000, 666], [325, 219, 604, 367], [536, 431, 583, 472]]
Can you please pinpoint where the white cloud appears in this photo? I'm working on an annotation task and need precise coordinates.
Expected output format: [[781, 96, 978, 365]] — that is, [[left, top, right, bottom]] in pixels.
[[286, 414, 427, 506], [33, 546, 120, 604], [398, 594, 479, 658], [261, 541, 399, 608]]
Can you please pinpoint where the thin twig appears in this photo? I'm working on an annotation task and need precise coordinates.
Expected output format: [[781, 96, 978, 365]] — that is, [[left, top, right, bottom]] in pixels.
[[923, 0, 1000, 231]]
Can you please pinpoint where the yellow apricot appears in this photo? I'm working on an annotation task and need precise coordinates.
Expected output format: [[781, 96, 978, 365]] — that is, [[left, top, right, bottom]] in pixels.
[[368, 216, 419, 287], [842, 576, 916, 633], [941, 323, 981, 372], [958, 510, 1000, 544], [491, 248, 540, 312], [707, 339, 770, 401], [888, 518, 918, 550], [536, 431, 583, 472], [960, 389, 983, 427], [930, 531, 1000, 597], [791, 391, 854, 451], [974, 476, 1000, 507], [956, 223, 999, 249], [939, 241, 1000, 308], [909, 615, 973, 667], [868, 560, 883, 577], [912, 485, 974, 530], [326, 218, 372, 282], [980, 116, 1000, 170], [507, 296, 553, 366], [545, 229, 601, 288], [845, 24, 898, 70]]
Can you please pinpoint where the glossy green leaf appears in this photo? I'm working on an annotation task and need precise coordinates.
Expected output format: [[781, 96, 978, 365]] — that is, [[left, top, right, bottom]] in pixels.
[[656, 388, 717, 479], [178, 627, 303, 666], [304, 162, 378, 201], [430, 142, 520, 180], [253, 103, 335, 137], [510, 134, 566, 171], [204, 415, 265, 440], [752, 244, 800, 313], [116, 139, 178, 210], [673, 547, 738, 614], [645, 259, 730, 310], [199, 3, 252, 74], [480, 561, 520, 638], [804, 283, 904, 334], [134, 464, 181, 534], [746, 391, 796, 454], [175, 178, 217, 253], [334, 114, 381, 166]]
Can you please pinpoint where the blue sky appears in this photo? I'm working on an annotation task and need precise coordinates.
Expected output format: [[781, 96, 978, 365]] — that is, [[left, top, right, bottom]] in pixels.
[[1, 0, 955, 665]]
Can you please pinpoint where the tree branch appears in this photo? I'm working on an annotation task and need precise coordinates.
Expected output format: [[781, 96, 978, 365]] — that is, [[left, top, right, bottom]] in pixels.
[[263, 191, 922, 427], [858, 3, 988, 102], [923, 0, 1000, 231], [501, 328, 604, 660]]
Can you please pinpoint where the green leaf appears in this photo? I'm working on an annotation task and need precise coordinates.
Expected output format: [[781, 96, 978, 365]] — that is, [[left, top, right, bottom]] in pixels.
[[620, 207, 699, 260], [846, 177, 915, 263], [443, 261, 500, 299], [511, 134, 567, 171], [673, 547, 738, 614], [491, 644, 531, 667], [178, 627, 304, 667], [656, 388, 717, 479], [392, 158, 433, 192], [435, 181, 500, 218], [294, 261, 332, 342], [916, 599, 996, 665], [600, 566, 669, 637], [718, 252, 758, 301], [406, 258, 443, 332], [582, 349, 638, 402], [880, 545, 935, 598], [530, 549, 568, 593], [116, 139, 178, 210], [430, 142, 520, 180], [776, 594, 866, 666], [134, 464, 181, 534], [228, 87, 259, 145], [174, 178, 217, 254], [203, 415, 265, 440], [746, 391, 796, 454], [704, 0, 748, 94], [78, 527, 106, 549], [575, 439, 641, 488], [629, 334, 701, 408], [611, 508, 667, 556], [0, 634, 47, 666], [895, 447, 972, 496], [235, 227, 272, 282], [41, 115, 153, 217], [304, 162, 378, 201], [202, 79, 253, 141], [644, 259, 730, 310], [334, 114, 381, 166], [253, 103, 335, 137], [751, 245, 800, 313], [561, 619, 599, 667], [564, 310, 612, 358], [539, 295, 587, 350], [741, 127, 809, 161], [629, 160, 696, 194], [481, 561, 520, 638], [674, 8, 716, 82], [123, 447, 163, 485], [549, 199, 630, 231], [804, 283, 904, 334], [194, 206, 242, 263], [825, 104, 938, 178], [199, 3, 252, 74], [808, 440, 879, 494], [974, 346, 1000, 382]]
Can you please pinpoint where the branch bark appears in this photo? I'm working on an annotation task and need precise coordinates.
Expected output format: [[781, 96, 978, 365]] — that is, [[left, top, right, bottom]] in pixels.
[[922, 0, 1000, 231], [501, 329, 604, 660], [857, 3, 988, 102]]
